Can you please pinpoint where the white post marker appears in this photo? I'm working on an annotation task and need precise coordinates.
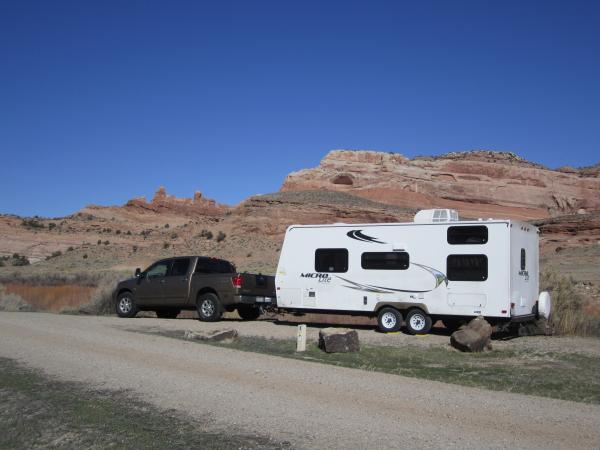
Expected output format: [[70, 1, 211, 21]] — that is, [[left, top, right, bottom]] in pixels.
[[296, 324, 307, 352]]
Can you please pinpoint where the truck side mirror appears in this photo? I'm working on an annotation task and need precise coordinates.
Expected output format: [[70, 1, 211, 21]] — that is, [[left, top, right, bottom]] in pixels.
[[135, 268, 141, 278]]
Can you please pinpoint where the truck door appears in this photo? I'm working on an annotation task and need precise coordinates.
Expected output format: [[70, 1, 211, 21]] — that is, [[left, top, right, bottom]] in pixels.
[[162, 257, 192, 306], [136, 259, 171, 306]]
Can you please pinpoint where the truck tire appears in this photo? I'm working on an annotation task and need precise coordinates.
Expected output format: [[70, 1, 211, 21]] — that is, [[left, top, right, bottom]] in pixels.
[[237, 305, 261, 321], [116, 292, 138, 318], [197, 293, 223, 322], [405, 308, 432, 335], [156, 309, 180, 319], [377, 307, 403, 333]]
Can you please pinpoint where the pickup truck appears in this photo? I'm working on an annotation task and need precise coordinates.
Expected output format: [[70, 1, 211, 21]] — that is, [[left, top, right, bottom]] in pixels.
[[113, 256, 276, 321]]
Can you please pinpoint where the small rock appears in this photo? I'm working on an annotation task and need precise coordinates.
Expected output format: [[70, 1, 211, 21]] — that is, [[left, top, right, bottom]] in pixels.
[[184, 329, 238, 342], [318, 328, 360, 353], [450, 316, 492, 352]]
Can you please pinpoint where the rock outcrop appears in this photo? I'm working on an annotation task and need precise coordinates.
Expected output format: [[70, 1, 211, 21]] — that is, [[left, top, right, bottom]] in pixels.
[[281, 150, 600, 220], [125, 187, 229, 216]]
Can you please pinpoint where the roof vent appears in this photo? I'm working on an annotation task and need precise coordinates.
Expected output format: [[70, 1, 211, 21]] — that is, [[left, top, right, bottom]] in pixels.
[[414, 209, 459, 223]]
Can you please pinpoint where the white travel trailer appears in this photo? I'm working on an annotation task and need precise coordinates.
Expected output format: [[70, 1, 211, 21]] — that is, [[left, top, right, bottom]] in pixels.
[[275, 209, 551, 334]]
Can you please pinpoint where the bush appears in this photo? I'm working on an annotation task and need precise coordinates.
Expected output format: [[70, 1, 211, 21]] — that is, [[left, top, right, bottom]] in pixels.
[[170, 232, 178, 240], [540, 270, 594, 336], [21, 218, 44, 229], [198, 229, 213, 240], [132, 245, 138, 253], [48, 222, 56, 230], [163, 242, 169, 249], [67, 246, 74, 252], [115, 230, 121, 235], [83, 254, 88, 259], [164, 223, 170, 229], [126, 230, 132, 235], [216, 231, 226, 242], [97, 240, 102, 245], [103, 240, 109, 245], [46, 251, 62, 260], [13, 255, 30, 266]]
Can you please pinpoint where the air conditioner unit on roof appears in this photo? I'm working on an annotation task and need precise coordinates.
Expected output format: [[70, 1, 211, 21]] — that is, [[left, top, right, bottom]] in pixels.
[[414, 209, 459, 223]]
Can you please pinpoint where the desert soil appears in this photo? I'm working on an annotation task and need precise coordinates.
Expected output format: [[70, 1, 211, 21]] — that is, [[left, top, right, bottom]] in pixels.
[[1, 312, 599, 449]]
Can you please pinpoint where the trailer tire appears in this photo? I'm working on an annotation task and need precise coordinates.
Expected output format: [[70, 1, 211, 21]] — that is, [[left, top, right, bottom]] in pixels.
[[197, 293, 223, 322], [377, 307, 403, 333], [237, 305, 261, 320], [116, 292, 138, 318], [406, 308, 432, 335], [156, 309, 180, 319]]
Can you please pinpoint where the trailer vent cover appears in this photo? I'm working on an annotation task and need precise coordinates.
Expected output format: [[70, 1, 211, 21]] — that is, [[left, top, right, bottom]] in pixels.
[[414, 209, 459, 223]]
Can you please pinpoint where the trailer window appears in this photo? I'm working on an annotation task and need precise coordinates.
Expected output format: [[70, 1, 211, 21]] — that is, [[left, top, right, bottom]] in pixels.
[[520, 249, 526, 271], [447, 226, 488, 245], [447, 254, 488, 281], [315, 249, 348, 273], [361, 252, 409, 270]]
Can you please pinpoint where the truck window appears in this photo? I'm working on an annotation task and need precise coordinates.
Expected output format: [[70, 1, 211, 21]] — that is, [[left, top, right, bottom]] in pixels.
[[315, 249, 348, 273], [447, 254, 488, 281], [146, 261, 170, 279], [361, 252, 409, 270], [170, 258, 190, 277], [520, 249, 526, 270], [195, 258, 234, 274], [447, 226, 488, 245]]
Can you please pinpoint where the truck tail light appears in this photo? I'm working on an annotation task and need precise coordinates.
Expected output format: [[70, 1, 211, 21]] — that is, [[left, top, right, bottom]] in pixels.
[[232, 275, 242, 288]]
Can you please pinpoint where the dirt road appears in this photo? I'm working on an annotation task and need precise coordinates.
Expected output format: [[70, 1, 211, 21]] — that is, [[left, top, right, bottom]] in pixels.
[[1, 312, 599, 449]]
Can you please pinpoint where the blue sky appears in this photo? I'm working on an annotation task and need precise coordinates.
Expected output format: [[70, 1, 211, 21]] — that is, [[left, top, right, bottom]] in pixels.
[[1, 0, 599, 217]]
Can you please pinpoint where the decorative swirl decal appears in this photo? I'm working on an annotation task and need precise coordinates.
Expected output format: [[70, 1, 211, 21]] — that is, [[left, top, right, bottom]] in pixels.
[[346, 230, 387, 244]]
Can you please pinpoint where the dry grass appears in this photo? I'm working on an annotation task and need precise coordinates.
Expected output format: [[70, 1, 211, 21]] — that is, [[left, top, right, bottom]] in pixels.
[[0, 271, 125, 315], [541, 270, 600, 336], [3, 284, 96, 312]]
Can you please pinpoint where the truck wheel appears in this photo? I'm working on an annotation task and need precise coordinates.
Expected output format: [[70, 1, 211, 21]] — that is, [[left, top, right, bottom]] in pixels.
[[237, 305, 261, 320], [197, 293, 223, 322], [405, 308, 432, 335], [377, 307, 403, 332], [156, 309, 180, 319], [116, 292, 138, 318]]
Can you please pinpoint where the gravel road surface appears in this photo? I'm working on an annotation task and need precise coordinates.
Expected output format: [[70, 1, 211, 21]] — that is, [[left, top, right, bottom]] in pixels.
[[1, 312, 599, 449]]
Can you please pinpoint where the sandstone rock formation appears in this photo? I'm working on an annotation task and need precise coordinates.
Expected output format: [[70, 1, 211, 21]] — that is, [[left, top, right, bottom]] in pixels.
[[125, 187, 229, 216], [281, 150, 600, 220]]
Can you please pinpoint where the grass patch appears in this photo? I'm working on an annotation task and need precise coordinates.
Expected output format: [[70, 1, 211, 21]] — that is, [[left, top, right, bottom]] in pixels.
[[167, 333, 600, 405], [0, 357, 285, 449]]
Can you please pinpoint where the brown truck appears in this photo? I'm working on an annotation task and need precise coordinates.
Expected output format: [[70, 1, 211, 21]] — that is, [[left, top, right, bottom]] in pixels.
[[113, 256, 275, 320]]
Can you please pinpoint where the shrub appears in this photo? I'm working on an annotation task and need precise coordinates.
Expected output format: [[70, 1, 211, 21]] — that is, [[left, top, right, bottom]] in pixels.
[[48, 222, 56, 230], [46, 251, 62, 260], [216, 231, 226, 242], [67, 246, 74, 252], [126, 230, 132, 235], [116, 230, 121, 235], [103, 240, 109, 245], [164, 223, 170, 229], [13, 255, 30, 266], [540, 270, 592, 336], [132, 245, 138, 253], [0, 260, 4, 267], [163, 242, 169, 249], [21, 218, 44, 229], [198, 229, 213, 240], [170, 232, 178, 240], [97, 240, 102, 245], [83, 254, 88, 259]]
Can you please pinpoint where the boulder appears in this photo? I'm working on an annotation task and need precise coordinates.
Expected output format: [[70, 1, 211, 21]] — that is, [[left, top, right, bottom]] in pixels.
[[450, 316, 492, 352], [318, 328, 360, 353], [184, 329, 238, 342]]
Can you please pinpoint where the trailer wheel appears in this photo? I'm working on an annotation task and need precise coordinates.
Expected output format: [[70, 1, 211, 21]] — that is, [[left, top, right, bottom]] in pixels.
[[237, 305, 261, 320], [405, 309, 432, 335], [377, 307, 403, 333], [197, 293, 223, 322], [116, 292, 138, 318]]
